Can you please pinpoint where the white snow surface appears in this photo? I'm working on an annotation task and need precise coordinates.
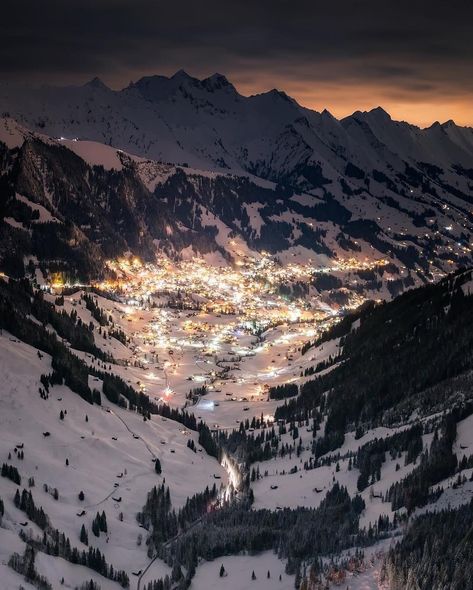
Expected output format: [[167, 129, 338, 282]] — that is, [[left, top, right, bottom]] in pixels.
[[0, 330, 226, 589], [192, 552, 294, 590], [59, 139, 124, 170]]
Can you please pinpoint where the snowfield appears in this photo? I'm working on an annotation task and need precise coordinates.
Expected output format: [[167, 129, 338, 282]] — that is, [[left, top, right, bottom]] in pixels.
[[58, 139, 124, 171], [0, 332, 225, 589], [2, 281, 472, 590], [191, 552, 294, 590], [1, 262, 473, 589]]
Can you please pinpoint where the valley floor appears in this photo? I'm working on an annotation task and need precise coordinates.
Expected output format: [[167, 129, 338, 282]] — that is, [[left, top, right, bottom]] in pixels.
[[2, 264, 473, 590]]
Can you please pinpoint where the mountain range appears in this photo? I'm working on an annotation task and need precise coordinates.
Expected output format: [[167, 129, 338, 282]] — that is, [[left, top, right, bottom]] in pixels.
[[1, 71, 473, 300]]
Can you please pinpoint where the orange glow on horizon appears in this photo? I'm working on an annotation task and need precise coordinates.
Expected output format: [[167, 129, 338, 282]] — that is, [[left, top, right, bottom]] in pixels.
[[235, 78, 473, 128], [101, 69, 473, 129]]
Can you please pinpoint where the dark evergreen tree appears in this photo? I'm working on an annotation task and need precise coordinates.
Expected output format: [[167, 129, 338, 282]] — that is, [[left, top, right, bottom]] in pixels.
[[80, 524, 88, 546]]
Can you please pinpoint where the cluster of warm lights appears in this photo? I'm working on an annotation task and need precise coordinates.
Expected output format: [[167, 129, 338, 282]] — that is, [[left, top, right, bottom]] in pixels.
[[95, 253, 387, 319], [75, 254, 387, 391], [46, 252, 396, 403]]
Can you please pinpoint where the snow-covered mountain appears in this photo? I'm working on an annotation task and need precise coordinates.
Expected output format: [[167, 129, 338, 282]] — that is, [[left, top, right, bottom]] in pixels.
[[1, 73, 473, 588], [1, 110, 472, 302], [2, 71, 473, 181]]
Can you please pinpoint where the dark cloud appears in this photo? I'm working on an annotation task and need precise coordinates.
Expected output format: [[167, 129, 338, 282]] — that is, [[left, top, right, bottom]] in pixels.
[[1, 0, 472, 124]]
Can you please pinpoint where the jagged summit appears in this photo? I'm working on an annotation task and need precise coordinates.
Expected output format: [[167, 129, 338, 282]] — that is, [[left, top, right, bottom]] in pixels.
[[349, 105, 392, 122], [127, 69, 237, 103], [171, 68, 195, 81], [369, 105, 391, 118], [0, 71, 472, 180], [83, 76, 109, 91], [442, 119, 457, 128], [319, 108, 339, 124], [254, 87, 294, 103], [202, 72, 236, 92], [321, 108, 335, 117]]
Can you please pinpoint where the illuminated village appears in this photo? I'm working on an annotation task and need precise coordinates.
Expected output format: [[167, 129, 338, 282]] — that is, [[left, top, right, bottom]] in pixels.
[[48, 253, 391, 430]]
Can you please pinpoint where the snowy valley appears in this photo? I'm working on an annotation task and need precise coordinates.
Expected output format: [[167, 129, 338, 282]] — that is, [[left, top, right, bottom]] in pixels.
[[0, 75, 473, 590]]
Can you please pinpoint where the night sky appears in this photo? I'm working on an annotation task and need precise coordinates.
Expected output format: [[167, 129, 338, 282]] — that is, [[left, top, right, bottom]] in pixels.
[[1, 0, 472, 126]]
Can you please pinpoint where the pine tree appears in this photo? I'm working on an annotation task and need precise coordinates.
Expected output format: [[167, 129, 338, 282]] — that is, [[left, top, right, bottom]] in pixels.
[[155, 458, 162, 474], [219, 564, 226, 577], [92, 516, 100, 537], [251, 571, 256, 580], [24, 545, 36, 582], [171, 563, 182, 582], [100, 511, 107, 533], [80, 524, 88, 546]]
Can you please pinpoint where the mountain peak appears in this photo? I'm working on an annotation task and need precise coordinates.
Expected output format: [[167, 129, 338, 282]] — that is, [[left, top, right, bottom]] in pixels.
[[127, 71, 200, 101], [84, 77, 109, 91], [266, 88, 292, 102], [442, 119, 456, 128], [321, 108, 337, 120], [202, 73, 235, 93], [369, 106, 391, 120], [171, 69, 195, 82], [348, 106, 392, 126]]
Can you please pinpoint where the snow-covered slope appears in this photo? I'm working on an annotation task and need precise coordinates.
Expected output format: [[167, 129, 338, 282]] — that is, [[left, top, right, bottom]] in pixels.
[[0, 327, 228, 588], [3, 71, 473, 590], [1, 256, 473, 589], [1, 115, 472, 302], [2, 73, 473, 179]]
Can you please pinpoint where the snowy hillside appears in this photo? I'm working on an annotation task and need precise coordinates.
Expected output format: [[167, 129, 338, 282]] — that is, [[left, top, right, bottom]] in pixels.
[[1, 72, 473, 590], [1, 71, 473, 292], [0, 329, 227, 590], [1, 254, 473, 589], [1, 114, 472, 304], [1, 72, 473, 180]]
